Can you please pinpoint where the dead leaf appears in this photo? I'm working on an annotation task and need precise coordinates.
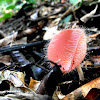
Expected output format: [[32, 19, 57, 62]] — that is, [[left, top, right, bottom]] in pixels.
[[0, 70, 30, 93], [0, 55, 11, 65], [3, 70, 25, 88], [30, 12, 38, 20], [80, 5, 98, 23], [85, 88, 100, 100], [43, 26, 60, 40], [28, 77, 40, 91], [13, 71, 25, 85], [61, 77, 100, 100], [0, 32, 18, 46]]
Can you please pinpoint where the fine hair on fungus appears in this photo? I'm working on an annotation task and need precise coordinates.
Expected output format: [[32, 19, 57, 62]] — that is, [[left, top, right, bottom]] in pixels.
[[47, 29, 87, 80]]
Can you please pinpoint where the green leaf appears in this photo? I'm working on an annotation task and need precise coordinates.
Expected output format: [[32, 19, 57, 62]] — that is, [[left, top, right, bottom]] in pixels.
[[0, 12, 14, 22], [0, 1, 6, 7], [69, 0, 82, 5], [26, 0, 36, 4], [0, 17, 4, 22], [6, 4, 16, 10], [5, 0, 13, 3], [0, 0, 6, 4], [3, 12, 14, 18], [59, 14, 72, 27]]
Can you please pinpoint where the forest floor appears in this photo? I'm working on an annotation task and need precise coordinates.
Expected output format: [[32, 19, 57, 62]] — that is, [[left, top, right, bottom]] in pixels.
[[0, 0, 100, 100]]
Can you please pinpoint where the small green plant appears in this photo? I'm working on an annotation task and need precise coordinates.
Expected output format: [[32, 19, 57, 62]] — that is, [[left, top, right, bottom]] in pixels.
[[0, 0, 37, 22]]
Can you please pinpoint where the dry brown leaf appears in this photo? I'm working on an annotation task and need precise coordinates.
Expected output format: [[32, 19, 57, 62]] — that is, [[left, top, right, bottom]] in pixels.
[[28, 77, 40, 91], [0, 32, 18, 46], [61, 77, 100, 100], [0, 55, 11, 65]]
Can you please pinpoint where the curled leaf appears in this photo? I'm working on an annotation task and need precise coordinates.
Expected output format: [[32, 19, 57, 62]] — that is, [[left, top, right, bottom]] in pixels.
[[80, 5, 98, 23], [28, 77, 40, 91]]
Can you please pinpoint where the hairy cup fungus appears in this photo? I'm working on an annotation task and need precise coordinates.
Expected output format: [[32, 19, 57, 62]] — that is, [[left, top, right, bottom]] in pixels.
[[47, 29, 87, 81]]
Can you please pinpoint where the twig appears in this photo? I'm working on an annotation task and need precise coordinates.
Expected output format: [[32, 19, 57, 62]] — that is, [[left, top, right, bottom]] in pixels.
[[0, 40, 47, 54]]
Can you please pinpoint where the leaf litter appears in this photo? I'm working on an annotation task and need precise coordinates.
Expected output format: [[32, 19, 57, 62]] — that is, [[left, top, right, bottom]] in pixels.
[[0, 0, 100, 100]]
